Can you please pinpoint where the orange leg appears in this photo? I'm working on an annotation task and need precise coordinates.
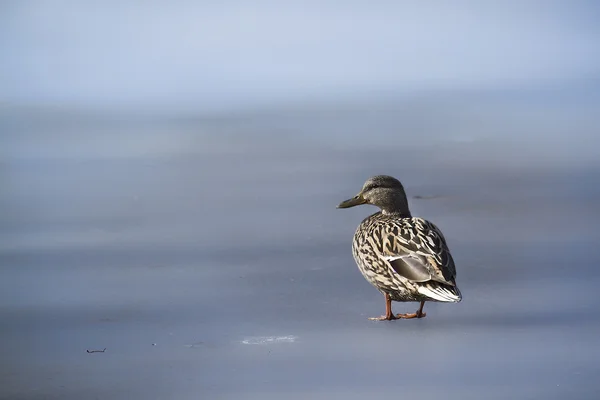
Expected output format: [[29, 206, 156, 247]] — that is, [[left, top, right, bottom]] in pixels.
[[396, 301, 427, 319], [368, 293, 398, 321]]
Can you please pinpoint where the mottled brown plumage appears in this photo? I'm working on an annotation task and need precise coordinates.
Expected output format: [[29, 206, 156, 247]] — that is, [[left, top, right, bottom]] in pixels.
[[337, 175, 462, 320]]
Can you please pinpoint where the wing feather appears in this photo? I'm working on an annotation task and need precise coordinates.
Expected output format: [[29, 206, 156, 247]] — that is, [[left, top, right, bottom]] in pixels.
[[377, 218, 456, 286]]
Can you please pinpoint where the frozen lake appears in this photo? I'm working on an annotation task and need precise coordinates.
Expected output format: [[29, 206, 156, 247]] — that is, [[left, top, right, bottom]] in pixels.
[[1, 101, 600, 399]]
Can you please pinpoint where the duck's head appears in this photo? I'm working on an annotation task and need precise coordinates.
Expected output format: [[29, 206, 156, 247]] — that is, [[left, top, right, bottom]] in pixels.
[[337, 175, 410, 215]]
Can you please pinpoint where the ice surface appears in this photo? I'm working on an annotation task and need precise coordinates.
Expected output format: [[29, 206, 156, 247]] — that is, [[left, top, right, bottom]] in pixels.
[[1, 102, 599, 400]]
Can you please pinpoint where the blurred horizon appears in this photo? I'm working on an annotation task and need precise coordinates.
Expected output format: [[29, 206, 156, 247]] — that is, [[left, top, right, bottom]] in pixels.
[[2, 1, 600, 115]]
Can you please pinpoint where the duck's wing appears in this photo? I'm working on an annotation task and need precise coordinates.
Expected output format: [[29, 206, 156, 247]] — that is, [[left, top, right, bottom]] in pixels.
[[375, 218, 457, 286]]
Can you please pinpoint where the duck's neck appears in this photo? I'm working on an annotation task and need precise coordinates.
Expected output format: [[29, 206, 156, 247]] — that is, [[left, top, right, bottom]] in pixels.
[[382, 208, 412, 217], [379, 192, 411, 217]]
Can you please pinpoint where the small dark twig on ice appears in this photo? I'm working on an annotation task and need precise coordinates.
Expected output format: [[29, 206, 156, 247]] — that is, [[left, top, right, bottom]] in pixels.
[[86, 348, 106, 353]]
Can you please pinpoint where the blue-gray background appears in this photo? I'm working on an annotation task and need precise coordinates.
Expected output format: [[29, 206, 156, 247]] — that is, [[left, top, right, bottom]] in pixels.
[[1, 1, 599, 399]]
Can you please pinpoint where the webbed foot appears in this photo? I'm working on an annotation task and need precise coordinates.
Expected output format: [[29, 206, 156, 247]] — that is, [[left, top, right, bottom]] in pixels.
[[368, 314, 398, 321], [395, 311, 426, 319]]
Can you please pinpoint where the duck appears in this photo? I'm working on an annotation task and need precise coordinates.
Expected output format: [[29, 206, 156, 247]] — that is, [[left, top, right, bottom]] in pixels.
[[337, 175, 461, 320]]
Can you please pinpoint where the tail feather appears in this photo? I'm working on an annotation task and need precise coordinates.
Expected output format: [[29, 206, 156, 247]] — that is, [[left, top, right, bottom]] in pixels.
[[418, 282, 462, 303]]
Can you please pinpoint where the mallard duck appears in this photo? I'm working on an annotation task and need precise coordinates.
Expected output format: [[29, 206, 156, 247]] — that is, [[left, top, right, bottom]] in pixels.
[[337, 175, 461, 320]]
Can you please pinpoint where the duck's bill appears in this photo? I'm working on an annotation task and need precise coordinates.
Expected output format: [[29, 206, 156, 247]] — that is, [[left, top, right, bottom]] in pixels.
[[337, 194, 367, 209]]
